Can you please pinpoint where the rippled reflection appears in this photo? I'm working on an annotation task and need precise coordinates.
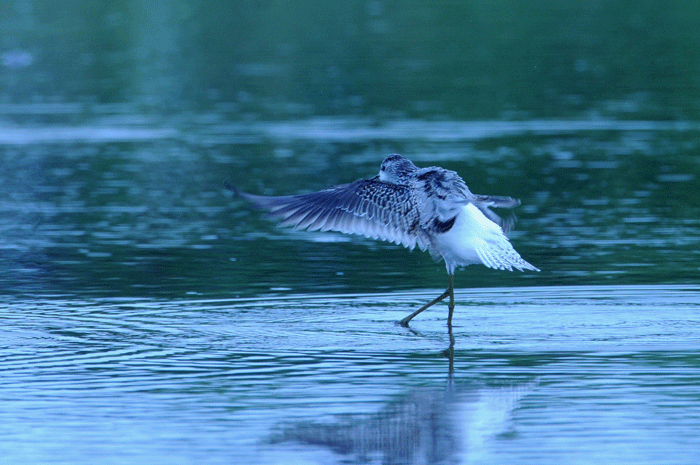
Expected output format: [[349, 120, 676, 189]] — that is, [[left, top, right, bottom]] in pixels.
[[2, 287, 700, 464], [270, 335, 534, 465]]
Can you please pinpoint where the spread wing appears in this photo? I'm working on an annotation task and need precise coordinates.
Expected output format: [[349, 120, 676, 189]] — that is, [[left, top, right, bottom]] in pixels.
[[237, 179, 428, 250]]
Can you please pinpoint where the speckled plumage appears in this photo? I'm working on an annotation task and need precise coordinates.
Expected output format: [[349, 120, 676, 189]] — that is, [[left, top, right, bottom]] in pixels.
[[236, 154, 539, 326]]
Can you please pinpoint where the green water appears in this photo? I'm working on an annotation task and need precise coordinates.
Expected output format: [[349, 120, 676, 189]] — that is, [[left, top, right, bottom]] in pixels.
[[2, 2, 700, 464]]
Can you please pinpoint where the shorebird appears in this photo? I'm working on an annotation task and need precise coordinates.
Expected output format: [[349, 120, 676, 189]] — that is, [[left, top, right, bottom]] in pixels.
[[234, 154, 539, 327]]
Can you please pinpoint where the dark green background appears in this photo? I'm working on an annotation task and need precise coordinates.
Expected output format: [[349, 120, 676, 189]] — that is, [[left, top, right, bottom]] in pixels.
[[3, 1, 700, 119]]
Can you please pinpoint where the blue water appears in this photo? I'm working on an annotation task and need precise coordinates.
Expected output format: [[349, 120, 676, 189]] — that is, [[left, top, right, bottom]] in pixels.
[[2, 117, 700, 463], [2, 116, 700, 463], [4, 2, 700, 462], [2, 286, 699, 464]]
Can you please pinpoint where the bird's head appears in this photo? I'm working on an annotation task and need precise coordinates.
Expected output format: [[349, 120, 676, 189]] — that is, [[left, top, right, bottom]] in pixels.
[[379, 154, 418, 185]]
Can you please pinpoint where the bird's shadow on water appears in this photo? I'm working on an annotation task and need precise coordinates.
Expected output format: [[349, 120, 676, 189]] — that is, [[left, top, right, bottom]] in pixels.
[[266, 324, 534, 464]]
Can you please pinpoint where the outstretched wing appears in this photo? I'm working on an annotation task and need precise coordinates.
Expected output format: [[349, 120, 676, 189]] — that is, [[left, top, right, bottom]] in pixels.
[[237, 179, 427, 250]]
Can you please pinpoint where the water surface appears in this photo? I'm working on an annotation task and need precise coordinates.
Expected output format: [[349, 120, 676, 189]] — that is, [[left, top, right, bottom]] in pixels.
[[3, 2, 700, 463], [2, 286, 699, 464]]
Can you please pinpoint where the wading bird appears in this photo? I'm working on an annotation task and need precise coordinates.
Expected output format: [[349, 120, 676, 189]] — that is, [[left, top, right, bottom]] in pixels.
[[234, 154, 538, 327]]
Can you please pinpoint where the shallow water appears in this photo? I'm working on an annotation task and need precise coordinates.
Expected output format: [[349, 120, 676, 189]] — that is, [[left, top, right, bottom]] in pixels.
[[2, 114, 700, 464], [2, 117, 700, 464], [2, 286, 699, 464], [4, 3, 700, 461]]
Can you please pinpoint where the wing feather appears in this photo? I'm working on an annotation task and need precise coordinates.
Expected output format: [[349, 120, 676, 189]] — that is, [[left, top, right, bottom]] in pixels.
[[238, 179, 426, 250], [471, 194, 522, 234]]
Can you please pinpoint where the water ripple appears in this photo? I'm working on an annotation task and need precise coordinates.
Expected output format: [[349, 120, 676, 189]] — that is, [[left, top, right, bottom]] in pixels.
[[2, 285, 700, 464]]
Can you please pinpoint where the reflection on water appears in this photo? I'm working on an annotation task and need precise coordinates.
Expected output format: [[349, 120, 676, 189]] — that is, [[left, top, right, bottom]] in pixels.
[[1, 98, 700, 465], [273, 387, 461, 463], [2, 287, 700, 464], [271, 335, 534, 465], [4, 2, 700, 463], [273, 385, 534, 465]]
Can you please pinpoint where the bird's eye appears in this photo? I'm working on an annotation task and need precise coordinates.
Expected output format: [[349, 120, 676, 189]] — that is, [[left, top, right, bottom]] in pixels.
[[381, 165, 385, 171]]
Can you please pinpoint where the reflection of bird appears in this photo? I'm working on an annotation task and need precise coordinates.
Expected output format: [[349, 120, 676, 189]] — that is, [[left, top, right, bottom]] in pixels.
[[271, 388, 458, 463], [269, 383, 535, 463], [235, 154, 538, 326]]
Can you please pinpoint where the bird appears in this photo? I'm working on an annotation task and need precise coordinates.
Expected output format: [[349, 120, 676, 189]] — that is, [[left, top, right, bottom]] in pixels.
[[233, 154, 539, 327]]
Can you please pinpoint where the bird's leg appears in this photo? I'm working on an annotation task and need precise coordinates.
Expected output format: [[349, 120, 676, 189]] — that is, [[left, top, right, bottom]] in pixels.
[[398, 274, 455, 327], [446, 274, 455, 328], [398, 290, 448, 326]]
